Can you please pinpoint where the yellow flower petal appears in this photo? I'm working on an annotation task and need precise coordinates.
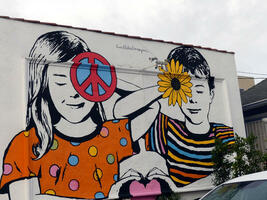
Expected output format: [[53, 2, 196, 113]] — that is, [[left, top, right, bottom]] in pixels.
[[184, 91, 192, 98], [177, 91, 182, 107], [173, 90, 178, 106], [171, 59, 176, 73], [156, 59, 193, 108], [159, 67, 166, 73], [158, 81, 171, 87], [173, 73, 179, 80], [184, 82, 193, 88], [181, 85, 192, 93], [158, 86, 168, 92], [178, 73, 187, 83], [162, 87, 173, 98], [158, 73, 171, 82], [181, 76, 191, 84], [178, 63, 183, 74], [175, 61, 180, 73], [167, 62, 171, 73], [169, 90, 173, 106], [167, 72, 174, 79], [183, 76, 191, 84], [169, 73, 175, 80], [179, 90, 188, 104]]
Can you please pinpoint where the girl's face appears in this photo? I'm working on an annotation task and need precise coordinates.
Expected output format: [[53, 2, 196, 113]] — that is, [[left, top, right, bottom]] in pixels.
[[47, 64, 95, 123]]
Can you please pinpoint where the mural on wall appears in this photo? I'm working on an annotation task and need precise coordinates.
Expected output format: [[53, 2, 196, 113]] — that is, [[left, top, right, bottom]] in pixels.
[[0, 31, 235, 200], [113, 46, 236, 191]]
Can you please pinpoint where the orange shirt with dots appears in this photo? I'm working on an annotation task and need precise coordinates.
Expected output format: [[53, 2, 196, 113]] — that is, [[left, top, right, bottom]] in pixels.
[[0, 119, 133, 199]]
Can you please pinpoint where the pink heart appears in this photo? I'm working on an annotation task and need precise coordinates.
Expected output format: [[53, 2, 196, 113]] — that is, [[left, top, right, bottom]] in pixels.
[[129, 179, 161, 199]]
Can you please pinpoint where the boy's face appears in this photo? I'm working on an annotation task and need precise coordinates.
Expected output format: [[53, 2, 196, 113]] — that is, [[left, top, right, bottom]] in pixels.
[[181, 77, 213, 125]]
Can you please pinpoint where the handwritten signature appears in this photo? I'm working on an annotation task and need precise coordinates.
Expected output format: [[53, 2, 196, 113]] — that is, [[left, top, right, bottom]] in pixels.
[[116, 44, 150, 54]]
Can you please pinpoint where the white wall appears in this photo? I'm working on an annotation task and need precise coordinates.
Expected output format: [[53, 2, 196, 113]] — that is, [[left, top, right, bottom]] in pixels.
[[0, 17, 246, 199]]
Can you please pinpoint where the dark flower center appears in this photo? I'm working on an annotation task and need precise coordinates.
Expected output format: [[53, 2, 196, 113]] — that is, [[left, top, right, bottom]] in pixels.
[[171, 78, 181, 90]]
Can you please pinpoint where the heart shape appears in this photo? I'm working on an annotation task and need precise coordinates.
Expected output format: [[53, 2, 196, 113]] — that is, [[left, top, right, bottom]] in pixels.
[[129, 179, 161, 199]]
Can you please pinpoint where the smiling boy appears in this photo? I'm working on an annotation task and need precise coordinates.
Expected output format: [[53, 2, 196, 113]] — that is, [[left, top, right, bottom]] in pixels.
[[114, 45, 235, 188]]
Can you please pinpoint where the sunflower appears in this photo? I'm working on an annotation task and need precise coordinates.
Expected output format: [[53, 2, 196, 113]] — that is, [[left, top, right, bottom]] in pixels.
[[157, 59, 192, 106]]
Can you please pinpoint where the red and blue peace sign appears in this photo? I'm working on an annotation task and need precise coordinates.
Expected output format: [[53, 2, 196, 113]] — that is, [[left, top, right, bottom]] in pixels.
[[70, 52, 117, 102]]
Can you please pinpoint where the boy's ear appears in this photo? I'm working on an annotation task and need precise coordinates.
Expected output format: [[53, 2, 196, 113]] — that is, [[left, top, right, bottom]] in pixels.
[[210, 89, 215, 103]]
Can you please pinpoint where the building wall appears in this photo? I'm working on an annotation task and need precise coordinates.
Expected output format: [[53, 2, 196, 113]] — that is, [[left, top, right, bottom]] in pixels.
[[0, 17, 246, 200], [238, 76, 255, 91], [245, 118, 267, 153]]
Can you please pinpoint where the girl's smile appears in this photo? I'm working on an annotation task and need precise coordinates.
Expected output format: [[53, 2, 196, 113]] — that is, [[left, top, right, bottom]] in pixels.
[[66, 102, 85, 109]]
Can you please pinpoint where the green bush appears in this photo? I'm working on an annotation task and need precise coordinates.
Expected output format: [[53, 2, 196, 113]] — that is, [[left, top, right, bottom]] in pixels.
[[157, 192, 180, 200], [212, 134, 267, 185]]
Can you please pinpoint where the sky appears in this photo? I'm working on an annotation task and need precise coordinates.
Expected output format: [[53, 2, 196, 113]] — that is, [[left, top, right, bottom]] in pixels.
[[1, 0, 266, 83]]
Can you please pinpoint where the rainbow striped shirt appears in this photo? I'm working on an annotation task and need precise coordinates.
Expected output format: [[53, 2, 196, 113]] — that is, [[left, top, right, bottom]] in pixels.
[[145, 113, 235, 187]]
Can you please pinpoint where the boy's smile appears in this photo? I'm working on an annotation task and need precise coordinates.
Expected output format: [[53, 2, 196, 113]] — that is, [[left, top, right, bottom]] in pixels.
[[187, 108, 202, 114]]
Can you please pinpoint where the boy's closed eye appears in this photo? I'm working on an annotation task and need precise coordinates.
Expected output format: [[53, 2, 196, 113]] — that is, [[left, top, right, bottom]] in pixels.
[[196, 90, 204, 94], [195, 84, 205, 94]]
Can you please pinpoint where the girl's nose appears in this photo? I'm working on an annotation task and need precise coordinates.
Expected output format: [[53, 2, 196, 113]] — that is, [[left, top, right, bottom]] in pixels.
[[71, 93, 80, 99]]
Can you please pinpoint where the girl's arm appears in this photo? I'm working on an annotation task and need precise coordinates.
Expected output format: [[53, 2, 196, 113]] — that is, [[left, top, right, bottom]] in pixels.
[[9, 178, 87, 200], [114, 86, 162, 142], [130, 101, 160, 141], [113, 86, 161, 119]]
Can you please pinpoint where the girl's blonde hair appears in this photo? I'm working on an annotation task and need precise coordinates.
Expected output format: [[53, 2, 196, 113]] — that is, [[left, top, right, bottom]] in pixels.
[[26, 31, 91, 159]]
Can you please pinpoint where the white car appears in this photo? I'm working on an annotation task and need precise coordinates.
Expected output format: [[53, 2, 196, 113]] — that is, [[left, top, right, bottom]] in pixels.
[[199, 171, 267, 200]]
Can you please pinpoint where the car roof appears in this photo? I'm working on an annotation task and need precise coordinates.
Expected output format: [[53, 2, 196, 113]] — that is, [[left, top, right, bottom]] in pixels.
[[200, 171, 267, 200], [225, 171, 267, 184]]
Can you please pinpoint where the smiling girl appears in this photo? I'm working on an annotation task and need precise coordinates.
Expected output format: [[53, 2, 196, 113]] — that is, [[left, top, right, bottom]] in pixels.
[[0, 31, 133, 199]]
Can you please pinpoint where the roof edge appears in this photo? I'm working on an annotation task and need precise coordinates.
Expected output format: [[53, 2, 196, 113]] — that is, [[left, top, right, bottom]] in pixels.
[[0, 15, 235, 54], [243, 98, 267, 111]]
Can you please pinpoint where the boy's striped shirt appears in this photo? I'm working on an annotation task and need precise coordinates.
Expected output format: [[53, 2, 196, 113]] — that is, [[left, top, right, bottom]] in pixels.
[[145, 113, 235, 187]]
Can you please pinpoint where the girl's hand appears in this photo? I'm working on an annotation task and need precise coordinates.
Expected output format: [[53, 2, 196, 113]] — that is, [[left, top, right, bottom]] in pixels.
[[108, 168, 142, 199]]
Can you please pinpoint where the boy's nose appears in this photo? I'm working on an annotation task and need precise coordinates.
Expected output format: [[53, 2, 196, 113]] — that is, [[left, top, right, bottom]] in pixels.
[[189, 97, 197, 103]]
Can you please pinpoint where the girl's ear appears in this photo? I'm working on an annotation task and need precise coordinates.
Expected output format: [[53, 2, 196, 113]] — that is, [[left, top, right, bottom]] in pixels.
[[210, 89, 215, 103]]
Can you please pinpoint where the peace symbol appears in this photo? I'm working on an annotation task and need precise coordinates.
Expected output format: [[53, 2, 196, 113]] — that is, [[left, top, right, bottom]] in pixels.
[[70, 52, 117, 102]]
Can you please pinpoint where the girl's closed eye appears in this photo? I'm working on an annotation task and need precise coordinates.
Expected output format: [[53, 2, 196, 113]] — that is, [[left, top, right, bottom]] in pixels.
[[53, 73, 68, 86], [55, 82, 67, 86]]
